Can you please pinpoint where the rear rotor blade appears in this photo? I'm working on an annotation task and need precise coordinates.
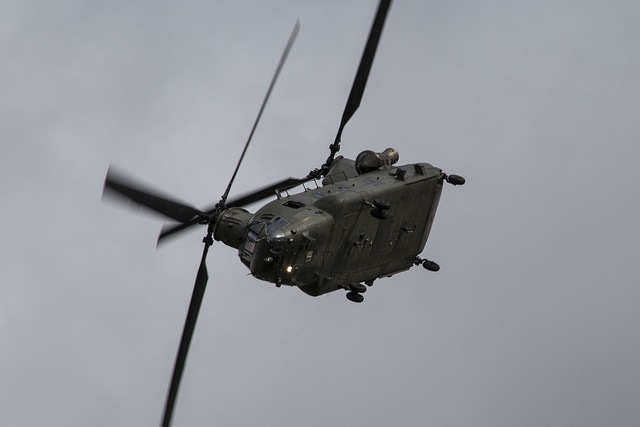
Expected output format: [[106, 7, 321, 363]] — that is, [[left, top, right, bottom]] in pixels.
[[103, 166, 203, 223], [225, 177, 303, 208], [161, 244, 211, 427], [157, 176, 304, 245], [219, 20, 300, 207], [323, 0, 392, 170]]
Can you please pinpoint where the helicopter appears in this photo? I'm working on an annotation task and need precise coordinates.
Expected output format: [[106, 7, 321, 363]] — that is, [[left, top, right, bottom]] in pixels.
[[103, 0, 464, 425]]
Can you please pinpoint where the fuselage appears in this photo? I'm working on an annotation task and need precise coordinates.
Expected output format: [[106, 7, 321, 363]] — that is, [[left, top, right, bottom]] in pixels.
[[214, 157, 444, 296]]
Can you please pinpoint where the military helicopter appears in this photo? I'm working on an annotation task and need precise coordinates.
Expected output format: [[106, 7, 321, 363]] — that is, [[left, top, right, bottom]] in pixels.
[[103, 0, 464, 425]]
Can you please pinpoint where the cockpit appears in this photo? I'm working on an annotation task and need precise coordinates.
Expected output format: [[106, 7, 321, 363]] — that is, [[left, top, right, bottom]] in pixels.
[[239, 214, 290, 280]]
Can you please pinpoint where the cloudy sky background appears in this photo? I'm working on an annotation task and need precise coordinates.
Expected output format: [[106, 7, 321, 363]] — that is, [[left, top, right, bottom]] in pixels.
[[2, 0, 640, 426]]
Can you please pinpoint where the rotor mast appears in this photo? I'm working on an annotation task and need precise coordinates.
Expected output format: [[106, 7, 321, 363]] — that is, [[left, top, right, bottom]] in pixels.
[[315, 0, 392, 177]]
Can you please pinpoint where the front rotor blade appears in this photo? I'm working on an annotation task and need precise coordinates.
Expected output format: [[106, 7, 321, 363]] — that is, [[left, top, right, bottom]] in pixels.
[[219, 20, 300, 207], [157, 177, 304, 245], [103, 166, 203, 223], [157, 218, 201, 246], [161, 245, 210, 427], [325, 0, 392, 168]]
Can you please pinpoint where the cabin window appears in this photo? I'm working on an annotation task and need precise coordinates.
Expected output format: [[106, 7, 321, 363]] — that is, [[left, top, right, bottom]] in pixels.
[[283, 200, 305, 209]]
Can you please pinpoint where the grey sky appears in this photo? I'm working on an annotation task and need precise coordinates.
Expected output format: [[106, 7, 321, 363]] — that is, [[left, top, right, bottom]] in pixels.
[[2, 0, 640, 426]]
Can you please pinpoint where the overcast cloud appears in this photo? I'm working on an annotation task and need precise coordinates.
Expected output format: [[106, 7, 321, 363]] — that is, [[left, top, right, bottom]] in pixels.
[[2, 1, 640, 426]]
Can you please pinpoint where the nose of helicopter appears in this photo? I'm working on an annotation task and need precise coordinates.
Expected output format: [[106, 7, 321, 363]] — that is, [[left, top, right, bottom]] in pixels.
[[249, 232, 299, 285], [249, 239, 276, 281]]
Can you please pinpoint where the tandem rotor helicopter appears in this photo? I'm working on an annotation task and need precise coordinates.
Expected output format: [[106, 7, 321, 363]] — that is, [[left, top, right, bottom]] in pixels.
[[103, 0, 464, 425]]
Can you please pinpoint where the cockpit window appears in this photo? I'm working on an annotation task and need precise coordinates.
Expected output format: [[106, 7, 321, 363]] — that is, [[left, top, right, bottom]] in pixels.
[[241, 223, 264, 267], [266, 224, 285, 239], [265, 217, 288, 254], [257, 213, 276, 222], [266, 223, 286, 254], [249, 223, 263, 235], [240, 216, 290, 266]]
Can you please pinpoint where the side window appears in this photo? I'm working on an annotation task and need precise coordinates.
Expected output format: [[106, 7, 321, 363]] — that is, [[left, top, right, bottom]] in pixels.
[[240, 223, 264, 267]]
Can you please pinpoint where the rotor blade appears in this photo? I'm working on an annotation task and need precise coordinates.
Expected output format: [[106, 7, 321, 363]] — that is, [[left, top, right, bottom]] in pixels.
[[325, 0, 392, 166], [226, 177, 303, 208], [157, 219, 201, 245], [103, 166, 203, 223], [161, 244, 211, 427], [156, 177, 304, 245], [219, 20, 299, 207]]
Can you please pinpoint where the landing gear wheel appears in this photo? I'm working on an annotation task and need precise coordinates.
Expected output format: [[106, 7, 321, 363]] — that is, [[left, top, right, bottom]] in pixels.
[[373, 199, 391, 210], [349, 283, 367, 293], [446, 174, 465, 186], [346, 291, 364, 303], [422, 260, 440, 272], [371, 209, 387, 220]]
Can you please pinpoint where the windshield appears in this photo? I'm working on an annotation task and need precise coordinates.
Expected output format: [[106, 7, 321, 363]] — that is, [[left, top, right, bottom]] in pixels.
[[266, 223, 286, 254], [240, 216, 290, 267]]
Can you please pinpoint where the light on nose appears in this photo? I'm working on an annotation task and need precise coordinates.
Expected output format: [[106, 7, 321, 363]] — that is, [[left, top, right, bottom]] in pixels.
[[285, 265, 293, 273]]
